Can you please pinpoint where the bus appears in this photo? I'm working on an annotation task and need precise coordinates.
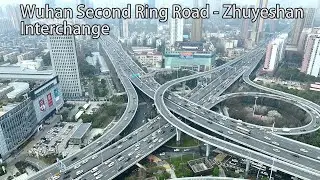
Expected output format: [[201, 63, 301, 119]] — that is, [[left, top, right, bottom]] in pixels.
[[236, 126, 251, 135]]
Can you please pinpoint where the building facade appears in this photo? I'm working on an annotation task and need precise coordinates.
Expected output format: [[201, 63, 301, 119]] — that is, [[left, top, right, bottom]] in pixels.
[[135, 52, 163, 69], [251, 0, 268, 43], [48, 35, 82, 99], [0, 99, 37, 159], [263, 34, 288, 73], [170, 18, 184, 45], [301, 33, 320, 77], [164, 50, 215, 71], [191, 0, 203, 42]]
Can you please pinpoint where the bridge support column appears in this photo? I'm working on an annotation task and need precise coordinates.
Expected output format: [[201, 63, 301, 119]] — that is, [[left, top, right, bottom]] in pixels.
[[245, 159, 250, 176], [176, 128, 181, 145], [205, 144, 210, 157]]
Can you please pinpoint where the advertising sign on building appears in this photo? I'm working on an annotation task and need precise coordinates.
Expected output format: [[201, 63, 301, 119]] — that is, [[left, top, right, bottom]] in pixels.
[[39, 99, 46, 111], [179, 52, 193, 59], [54, 88, 60, 101], [47, 93, 53, 107]]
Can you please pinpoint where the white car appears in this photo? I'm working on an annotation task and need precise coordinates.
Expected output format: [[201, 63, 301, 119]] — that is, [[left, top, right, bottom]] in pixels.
[[143, 138, 148, 142], [149, 144, 154, 149], [135, 154, 141, 158], [264, 136, 271, 140], [118, 156, 124, 161], [135, 143, 140, 147], [82, 159, 88, 164], [153, 138, 159, 143], [183, 149, 190, 152], [174, 149, 180, 152], [271, 141, 279, 146], [104, 160, 111, 165], [96, 174, 103, 179], [158, 138, 164, 143], [135, 147, 140, 151], [227, 131, 233, 135], [128, 152, 134, 156], [219, 121, 224, 125], [159, 152, 165, 156], [300, 148, 308, 153], [91, 167, 99, 173], [76, 170, 83, 176], [117, 145, 123, 149], [108, 162, 115, 167], [93, 171, 101, 176], [92, 155, 98, 160], [73, 164, 81, 169], [273, 149, 280, 153]]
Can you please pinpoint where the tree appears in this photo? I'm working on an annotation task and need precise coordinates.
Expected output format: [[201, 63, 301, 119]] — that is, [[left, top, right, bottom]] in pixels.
[[212, 166, 219, 176], [100, 79, 106, 86]]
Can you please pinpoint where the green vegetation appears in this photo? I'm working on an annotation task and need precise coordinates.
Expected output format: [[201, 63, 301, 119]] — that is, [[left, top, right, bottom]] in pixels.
[[81, 103, 125, 128], [146, 166, 170, 180], [110, 94, 127, 104], [274, 67, 320, 83], [154, 70, 197, 89], [209, 37, 225, 55], [168, 155, 196, 178], [166, 134, 200, 147], [267, 84, 320, 105], [93, 133, 102, 141], [93, 78, 109, 97], [212, 166, 219, 176], [40, 154, 63, 164]]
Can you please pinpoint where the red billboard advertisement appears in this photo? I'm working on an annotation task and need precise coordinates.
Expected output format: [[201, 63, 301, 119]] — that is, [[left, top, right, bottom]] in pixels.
[[179, 52, 193, 59], [39, 99, 46, 111], [47, 93, 53, 107]]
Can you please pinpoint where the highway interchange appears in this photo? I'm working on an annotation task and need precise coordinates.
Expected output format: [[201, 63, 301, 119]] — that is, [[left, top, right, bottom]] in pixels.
[[29, 34, 320, 180]]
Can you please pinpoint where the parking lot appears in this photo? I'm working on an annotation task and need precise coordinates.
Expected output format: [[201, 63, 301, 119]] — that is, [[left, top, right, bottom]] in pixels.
[[28, 122, 82, 158]]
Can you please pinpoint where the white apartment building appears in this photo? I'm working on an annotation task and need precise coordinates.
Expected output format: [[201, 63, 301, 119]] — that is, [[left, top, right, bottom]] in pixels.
[[135, 52, 163, 69], [301, 33, 320, 77], [48, 35, 82, 98], [169, 18, 184, 45], [263, 34, 288, 72]]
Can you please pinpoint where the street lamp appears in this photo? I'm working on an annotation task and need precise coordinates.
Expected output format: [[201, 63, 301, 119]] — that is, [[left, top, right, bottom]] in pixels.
[[269, 157, 275, 180]]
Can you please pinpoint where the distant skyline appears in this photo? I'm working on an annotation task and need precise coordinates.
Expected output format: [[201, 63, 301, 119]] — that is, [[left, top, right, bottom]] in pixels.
[[0, 0, 318, 8]]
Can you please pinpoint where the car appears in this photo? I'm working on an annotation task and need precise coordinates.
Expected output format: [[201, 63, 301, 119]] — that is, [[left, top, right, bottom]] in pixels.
[[118, 166, 124, 171], [104, 160, 111, 165], [135, 147, 140, 151], [82, 159, 88, 164], [153, 138, 159, 143], [174, 149, 180, 152], [207, 121, 213, 124], [264, 136, 271, 140], [118, 156, 124, 161], [273, 149, 280, 153], [74, 164, 81, 169], [111, 145, 116, 149], [219, 121, 224, 125], [292, 154, 300, 158], [96, 174, 103, 179], [108, 162, 115, 167], [64, 170, 71, 174], [128, 152, 134, 156], [149, 144, 154, 149], [317, 156, 320, 160], [91, 167, 99, 173], [71, 157, 77, 161], [170, 128, 174, 132], [227, 131, 233, 135], [125, 157, 131, 162], [128, 136, 133, 140], [271, 141, 279, 146], [92, 154, 98, 160], [147, 139, 152, 143], [158, 138, 164, 142], [93, 171, 101, 176], [164, 124, 169, 128], [183, 149, 190, 152], [76, 170, 83, 176], [300, 148, 308, 153], [135, 142, 140, 147], [143, 138, 148, 142], [160, 152, 165, 156], [135, 154, 141, 158], [117, 145, 123, 149], [63, 174, 70, 179]]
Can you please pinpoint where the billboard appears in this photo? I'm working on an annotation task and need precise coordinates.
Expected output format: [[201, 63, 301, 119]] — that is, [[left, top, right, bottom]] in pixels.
[[30, 76, 64, 123], [39, 99, 46, 111], [47, 93, 53, 107], [179, 52, 193, 59]]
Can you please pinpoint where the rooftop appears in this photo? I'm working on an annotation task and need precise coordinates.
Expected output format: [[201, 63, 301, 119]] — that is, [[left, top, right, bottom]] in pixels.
[[70, 123, 92, 139]]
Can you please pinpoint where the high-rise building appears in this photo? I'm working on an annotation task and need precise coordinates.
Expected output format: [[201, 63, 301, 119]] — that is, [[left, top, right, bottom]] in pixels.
[[5, 4, 21, 31], [298, 28, 313, 53], [240, 5, 250, 40], [250, 0, 268, 44], [123, 19, 129, 38], [170, 18, 184, 45], [191, 0, 203, 42], [289, 8, 316, 46], [301, 31, 320, 77], [263, 34, 288, 73], [48, 35, 82, 98]]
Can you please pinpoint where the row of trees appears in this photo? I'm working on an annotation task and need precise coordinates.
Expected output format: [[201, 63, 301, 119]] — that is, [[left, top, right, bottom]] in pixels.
[[93, 78, 109, 97], [274, 67, 320, 83]]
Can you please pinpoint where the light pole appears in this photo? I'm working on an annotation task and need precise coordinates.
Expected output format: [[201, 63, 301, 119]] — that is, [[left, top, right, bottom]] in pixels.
[[269, 157, 275, 180], [253, 96, 258, 116], [256, 163, 262, 179]]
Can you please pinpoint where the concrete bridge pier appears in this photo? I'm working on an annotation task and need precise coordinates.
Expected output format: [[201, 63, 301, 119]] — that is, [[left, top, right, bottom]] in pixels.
[[205, 144, 211, 157], [176, 128, 181, 145], [245, 159, 250, 176]]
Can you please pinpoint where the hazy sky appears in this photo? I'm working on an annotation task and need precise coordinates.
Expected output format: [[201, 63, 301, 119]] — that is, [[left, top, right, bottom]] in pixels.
[[0, 0, 318, 8]]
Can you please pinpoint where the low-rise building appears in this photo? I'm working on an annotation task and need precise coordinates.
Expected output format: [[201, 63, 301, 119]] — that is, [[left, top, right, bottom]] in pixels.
[[134, 51, 163, 69], [69, 123, 92, 145]]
